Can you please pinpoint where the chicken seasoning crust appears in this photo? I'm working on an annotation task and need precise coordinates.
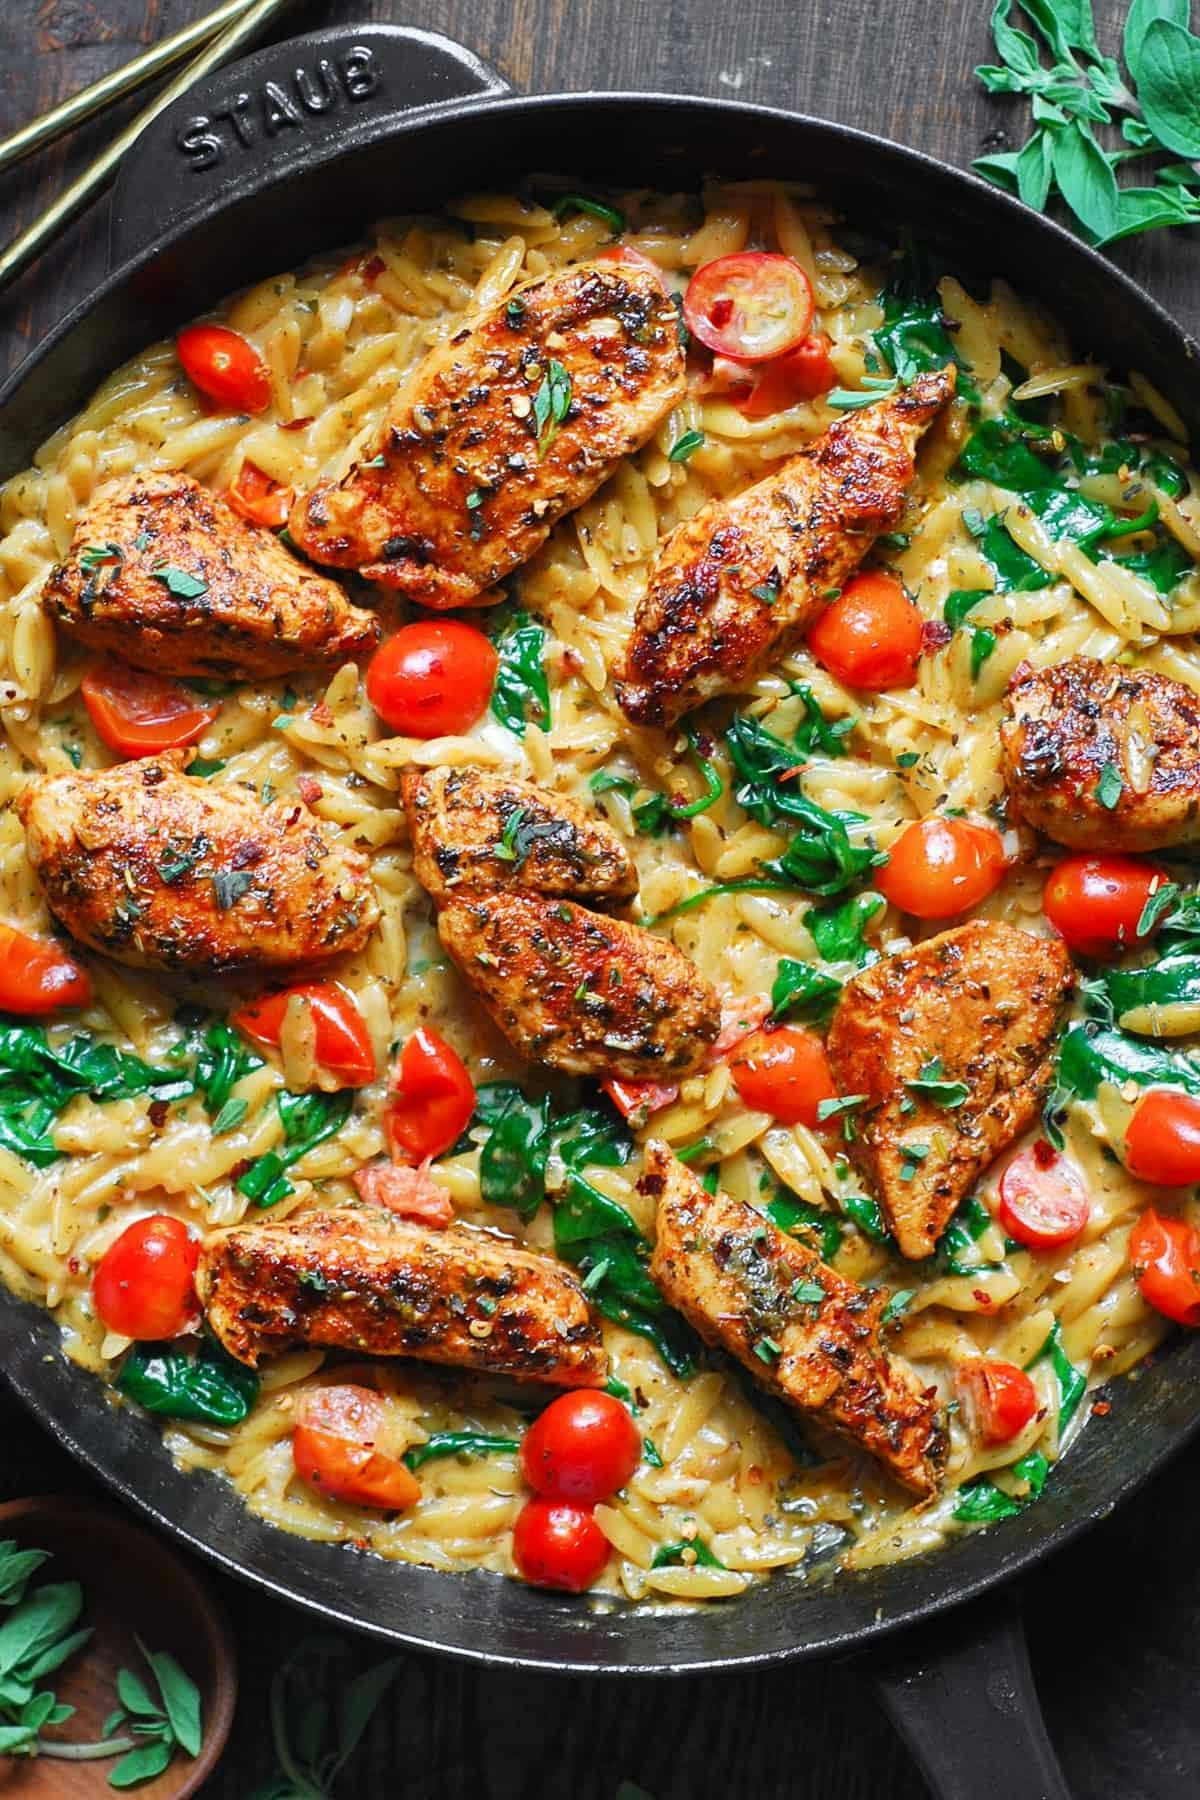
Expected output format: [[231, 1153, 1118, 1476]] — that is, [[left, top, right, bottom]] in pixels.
[[1, 178, 1198, 1607]]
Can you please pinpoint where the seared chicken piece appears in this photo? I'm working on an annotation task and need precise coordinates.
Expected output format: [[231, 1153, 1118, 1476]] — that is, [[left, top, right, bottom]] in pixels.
[[21, 754, 377, 974], [645, 1144, 944, 1496], [437, 891, 720, 1080], [618, 369, 956, 727], [1001, 656, 1200, 851], [42, 472, 380, 679], [290, 257, 685, 607], [827, 922, 1073, 1260], [198, 1205, 606, 1385], [402, 764, 637, 905]]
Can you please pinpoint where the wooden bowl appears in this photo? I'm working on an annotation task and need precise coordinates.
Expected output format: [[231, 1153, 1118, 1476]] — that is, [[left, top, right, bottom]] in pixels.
[[0, 1496, 236, 1798]]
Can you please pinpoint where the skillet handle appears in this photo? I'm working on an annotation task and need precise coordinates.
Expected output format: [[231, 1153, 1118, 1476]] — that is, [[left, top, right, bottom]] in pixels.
[[865, 1590, 1072, 1800], [107, 23, 509, 271]]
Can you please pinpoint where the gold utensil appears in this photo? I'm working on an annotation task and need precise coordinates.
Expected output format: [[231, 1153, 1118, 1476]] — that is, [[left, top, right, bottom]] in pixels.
[[0, 0, 294, 297]]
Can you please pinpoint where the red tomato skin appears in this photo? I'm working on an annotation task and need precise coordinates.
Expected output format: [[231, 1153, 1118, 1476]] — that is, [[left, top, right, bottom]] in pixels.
[[1124, 1089, 1200, 1187], [954, 1357, 1039, 1444], [683, 254, 815, 362], [293, 1384, 421, 1510], [737, 333, 838, 416], [594, 244, 666, 285], [176, 324, 271, 415], [601, 1077, 679, 1124], [232, 983, 376, 1086], [1042, 855, 1168, 957], [878, 817, 1006, 921], [730, 1026, 837, 1128], [81, 663, 218, 758], [520, 1392, 641, 1502], [512, 1497, 610, 1592], [807, 573, 924, 690], [385, 1027, 476, 1164], [1129, 1209, 1200, 1326], [226, 460, 293, 528], [997, 1147, 1091, 1249], [92, 1215, 199, 1340], [366, 623, 498, 739], [0, 923, 90, 1014]]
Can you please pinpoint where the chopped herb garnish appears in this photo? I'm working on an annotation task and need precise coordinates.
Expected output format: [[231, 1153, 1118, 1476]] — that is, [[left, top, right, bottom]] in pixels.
[[881, 1287, 916, 1326], [532, 358, 572, 457], [905, 1057, 970, 1108], [150, 564, 207, 600], [899, 1143, 931, 1181], [210, 869, 253, 911], [551, 193, 626, 233], [1095, 762, 1124, 810], [816, 1093, 867, 1123], [210, 1097, 248, 1136], [668, 429, 705, 463]]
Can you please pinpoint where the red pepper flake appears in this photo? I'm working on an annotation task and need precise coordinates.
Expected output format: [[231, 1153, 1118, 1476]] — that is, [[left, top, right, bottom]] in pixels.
[[1009, 659, 1033, 689], [361, 254, 385, 283], [310, 701, 334, 727], [921, 619, 953, 653], [777, 763, 808, 783], [148, 1099, 169, 1129], [1032, 1139, 1057, 1169], [972, 1289, 994, 1308], [67, 1257, 81, 1275], [297, 774, 324, 807], [278, 415, 314, 432], [1091, 1399, 1112, 1417], [230, 1157, 252, 1182]]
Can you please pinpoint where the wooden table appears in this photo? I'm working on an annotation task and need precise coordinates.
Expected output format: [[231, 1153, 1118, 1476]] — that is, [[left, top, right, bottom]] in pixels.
[[3, 3, 1200, 1794]]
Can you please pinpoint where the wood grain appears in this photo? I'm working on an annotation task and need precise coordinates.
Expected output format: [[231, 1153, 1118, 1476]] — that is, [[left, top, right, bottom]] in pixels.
[[3, 3, 1200, 1796]]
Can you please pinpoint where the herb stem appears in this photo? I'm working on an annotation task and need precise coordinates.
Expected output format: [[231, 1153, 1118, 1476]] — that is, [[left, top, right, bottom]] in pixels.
[[664, 729, 723, 820], [39, 1736, 135, 1760], [641, 879, 792, 928]]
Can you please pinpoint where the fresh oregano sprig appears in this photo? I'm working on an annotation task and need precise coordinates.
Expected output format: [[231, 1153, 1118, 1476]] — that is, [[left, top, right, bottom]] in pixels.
[[245, 1637, 403, 1799], [973, 0, 1200, 243]]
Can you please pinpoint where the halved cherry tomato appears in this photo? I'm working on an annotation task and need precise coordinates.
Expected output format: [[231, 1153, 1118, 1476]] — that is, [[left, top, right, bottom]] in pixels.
[[351, 1162, 454, 1224], [737, 334, 838, 416], [176, 323, 271, 414], [0, 922, 90, 1014], [683, 253, 815, 362], [1129, 1208, 1200, 1326], [92, 1214, 198, 1340], [954, 1357, 1039, 1444], [520, 1391, 641, 1502], [997, 1146, 1091, 1249], [512, 1496, 610, 1592], [226, 459, 293, 529], [594, 243, 666, 285], [81, 662, 218, 758], [1124, 1089, 1200, 1187], [602, 1077, 679, 1124], [292, 1384, 421, 1510], [233, 983, 376, 1087], [366, 622, 498, 739], [878, 817, 1006, 920], [807, 572, 923, 690], [1042, 854, 1168, 958], [730, 1026, 837, 1128], [385, 1026, 475, 1164]]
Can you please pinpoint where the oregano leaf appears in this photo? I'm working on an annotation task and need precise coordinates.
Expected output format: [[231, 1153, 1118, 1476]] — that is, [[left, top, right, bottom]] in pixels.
[[1125, 0, 1189, 87], [1137, 20, 1200, 156], [1052, 120, 1120, 237]]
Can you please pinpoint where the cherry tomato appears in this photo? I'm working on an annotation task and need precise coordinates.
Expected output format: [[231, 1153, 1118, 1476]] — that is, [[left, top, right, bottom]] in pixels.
[[226, 460, 293, 529], [351, 1162, 454, 1224], [1042, 854, 1168, 957], [176, 323, 271, 414], [997, 1146, 1091, 1249], [1129, 1208, 1200, 1326], [293, 1384, 421, 1510], [807, 572, 924, 690], [730, 1026, 837, 1128], [683, 253, 815, 362], [1124, 1088, 1200, 1187], [82, 662, 218, 759], [878, 817, 1006, 920], [601, 1077, 679, 1124], [594, 243, 666, 285], [366, 622, 498, 739], [512, 1496, 610, 1592], [520, 1391, 641, 1502], [385, 1027, 476, 1164], [954, 1357, 1039, 1444], [0, 922, 90, 1014], [233, 983, 376, 1087], [737, 334, 839, 416], [92, 1214, 198, 1340]]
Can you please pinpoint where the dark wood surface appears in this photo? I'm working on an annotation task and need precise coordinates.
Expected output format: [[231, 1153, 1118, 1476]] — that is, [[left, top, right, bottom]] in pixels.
[[4, 3, 1200, 1794]]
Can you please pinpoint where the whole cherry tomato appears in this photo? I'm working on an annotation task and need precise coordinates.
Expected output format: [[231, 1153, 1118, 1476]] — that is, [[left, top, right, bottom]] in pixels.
[[730, 1026, 837, 1128], [293, 1384, 421, 1510], [683, 253, 815, 361], [226, 460, 293, 528], [233, 983, 375, 1087], [520, 1391, 641, 1502], [954, 1356, 1039, 1444], [92, 1215, 198, 1340], [82, 663, 218, 758], [807, 572, 924, 690], [878, 816, 1006, 920], [385, 1027, 476, 1164], [512, 1496, 610, 1592], [997, 1146, 1091, 1249], [176, 323, 271, 414], [0, 922, 90, 1014], [738, 333, 838, 416], [1124, 1088, 1200, 1187], [1042, 854, 1168, 957], [366, 622, 498, 739], [1129, 1208, 1200, 1326]]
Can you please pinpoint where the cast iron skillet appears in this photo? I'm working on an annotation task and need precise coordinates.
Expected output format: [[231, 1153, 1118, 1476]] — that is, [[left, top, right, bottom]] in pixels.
[[3, 24, 1200, 1797]]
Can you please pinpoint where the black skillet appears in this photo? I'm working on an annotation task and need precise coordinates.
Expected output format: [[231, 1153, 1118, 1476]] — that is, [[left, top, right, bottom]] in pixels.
[[3, 24, 1199, 1798]]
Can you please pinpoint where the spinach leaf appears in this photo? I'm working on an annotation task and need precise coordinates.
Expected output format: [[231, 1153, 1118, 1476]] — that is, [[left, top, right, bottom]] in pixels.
[[770, 959, 842, 1023], [838, 1191, 892, 1242], [650, 1536, 725, 1570], [191, 1020, 262, 1116], [954, 1449, 1050, 1524], [237, 1090, 353, 1209], [0, 1020, 194, 1168], [803, 890, 885, 963], [1027, 1319, 1086, 1429], [490, 608, 550, 737], [725, 714, 882, 898], [1055, 1022, 1200, 1102], [938, 1193, 1002, 1276], [789, 684, 855, 758], [873, 268, 980, 401], [943, 588, 993, 629], [403, 1431, 521, 1471], [980, 514, 1053, 593], [117, 1337, 259, 1425], [766, 1191, 842, 1262], [479, 1090, 551, 1220]]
